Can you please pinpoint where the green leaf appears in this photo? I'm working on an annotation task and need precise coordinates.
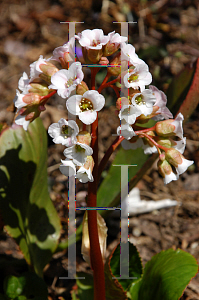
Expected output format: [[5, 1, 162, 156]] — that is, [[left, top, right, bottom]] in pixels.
[[166, 60, 196, 115], [4, 272, 48, 299], [130, 248, 198, 300], [76, 272, 94, 300], [0, 118, 61, 276], [110, 243, 143, 290], [104, 242, 143, 300], [4, 276, 23, 298], [97, 147, 148, 213]]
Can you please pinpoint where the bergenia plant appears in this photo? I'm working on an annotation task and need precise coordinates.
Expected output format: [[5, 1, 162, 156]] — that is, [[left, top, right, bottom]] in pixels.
[[1, 27, 198, 300]]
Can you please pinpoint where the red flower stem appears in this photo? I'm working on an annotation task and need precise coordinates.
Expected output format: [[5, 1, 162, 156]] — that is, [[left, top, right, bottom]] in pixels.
[[98, 136, 124, 184], [110, 84, 120, 98], [133, 125, 156, 132], [87, 69, 106, 300], [136, 132, 167, 153], [40, 90, 56, 102], [98, 77, 119, 94]]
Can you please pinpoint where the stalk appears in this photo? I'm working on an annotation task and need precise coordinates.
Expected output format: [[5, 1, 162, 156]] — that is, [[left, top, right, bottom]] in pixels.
[[87, 68, 106, 300]]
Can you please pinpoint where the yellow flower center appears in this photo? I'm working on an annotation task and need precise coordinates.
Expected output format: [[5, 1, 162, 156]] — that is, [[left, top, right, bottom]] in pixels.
[[79, 98, 94, 112], [65, 78, 74, 88], [61, 125, 74, 138], [135, 95, 146, 106]]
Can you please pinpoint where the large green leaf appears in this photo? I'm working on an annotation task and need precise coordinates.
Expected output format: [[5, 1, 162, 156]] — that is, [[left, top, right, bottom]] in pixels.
[[3, 272, 48, 299], [130, 248, 198, 300], [0, 118, 61, 276], [104, 242, 143, 300]]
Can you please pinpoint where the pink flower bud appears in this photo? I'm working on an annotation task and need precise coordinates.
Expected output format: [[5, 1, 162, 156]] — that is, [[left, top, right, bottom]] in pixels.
[[155, 113, 184, 138], [165, 148, 194, 175], [76, 81, 89, 95], [83, 155, 94, 171], [39, 62, 59, 77], [99, 56, 109, 65], [23, 93, 41, 105], [76, 131, 91, 146], [158, 159, 179, 184], [116, 97, 129, 110]]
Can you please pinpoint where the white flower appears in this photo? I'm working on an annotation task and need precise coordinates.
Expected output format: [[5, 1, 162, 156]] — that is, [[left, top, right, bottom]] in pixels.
[[149, 85, 173, 120], [18, 72, 31, 94], [48, 62, 84, 99], [158, 158, 179, 184], [48, 119, 79, 147], [165, 148, 194, 176], [13, 90, 26, 110], [76, 166, 94, 183], [13, 90, 29, 130], [142, 144, 157, 155], [49, 37, 75, 62], [66, 90, 105, 125], [173, 137, 186, 154], [117, 120, 136, 140], [75, 29, 109, 50], [108, 31, 127, 45], [118, 104, 141, 125], [176, 157, 194, 175], [30, 55, 47, 80], [59, 159, 76, 177], [63, 142, 93, 166], [121, 43, 139, 64], [131, 89, 156, 116], [164, 171, 179, 185], [123, 61, 152, 92], [172, 113, 184, 139], [15, 114, 30, 131]]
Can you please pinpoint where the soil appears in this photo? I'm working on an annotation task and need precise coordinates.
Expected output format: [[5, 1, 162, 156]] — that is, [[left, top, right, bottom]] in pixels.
[[0, 0, 199, 299]]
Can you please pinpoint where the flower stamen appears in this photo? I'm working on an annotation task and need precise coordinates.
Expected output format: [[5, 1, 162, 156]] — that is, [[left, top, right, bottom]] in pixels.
[[61, 125, 74, 138], [135, 95, 146, 105], [79, 97, 94, 112]]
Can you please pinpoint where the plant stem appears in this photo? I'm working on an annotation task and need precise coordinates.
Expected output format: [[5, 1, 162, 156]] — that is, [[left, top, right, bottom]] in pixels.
[[98, 136, 124, 184], [87, 69, 106, 300]]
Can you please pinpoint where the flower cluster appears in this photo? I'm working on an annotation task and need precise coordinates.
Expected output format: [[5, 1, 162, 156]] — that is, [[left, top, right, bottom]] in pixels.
[[13, 28, 194, 184]]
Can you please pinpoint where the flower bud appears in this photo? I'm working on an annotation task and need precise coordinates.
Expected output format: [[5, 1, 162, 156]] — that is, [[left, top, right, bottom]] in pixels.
[[29, 82, 50, 96], [155, 136, 172, 148], [22, 93, 41, 105], [103, 42, 119, 57], [155, 113, 184, 139], [164, 148, 194, 175], [157, 158, 178, 184], [81, 211, 108, 266], [99, 56, 109, 65], [76, 81, 89, 95], [116, 97, 129, 110], [82, 47, 103, 64], [76, 131, 91, 146], [83, 155, 94, 171], [39, 62, 59, 77], [107, 52, 121, 77]]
